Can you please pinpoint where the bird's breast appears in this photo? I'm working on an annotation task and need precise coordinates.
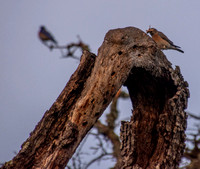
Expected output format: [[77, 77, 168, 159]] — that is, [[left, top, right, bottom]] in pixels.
[[152, 34, 170, 49], [39, 32, 49, 41]]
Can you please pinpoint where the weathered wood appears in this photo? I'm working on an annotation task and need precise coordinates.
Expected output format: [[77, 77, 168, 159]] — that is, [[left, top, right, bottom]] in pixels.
[[1, 27, 189, 169], [120, 30, 189, 168], [1, 50, 96, 169]]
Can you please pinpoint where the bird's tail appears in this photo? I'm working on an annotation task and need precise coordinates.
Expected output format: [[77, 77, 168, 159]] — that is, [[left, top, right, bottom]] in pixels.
[[173, 44, 181, 48], [171, 46, 184, 53], [52, 39, 58, 45]]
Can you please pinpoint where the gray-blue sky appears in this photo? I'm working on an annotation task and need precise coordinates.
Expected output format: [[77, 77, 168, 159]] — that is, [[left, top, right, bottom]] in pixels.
[[0, 0, 199, 168]]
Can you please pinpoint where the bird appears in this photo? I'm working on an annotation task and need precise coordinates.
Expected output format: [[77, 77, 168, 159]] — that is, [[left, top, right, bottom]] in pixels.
[[38, 26, 57, 45], [146, 28, 184, 53]]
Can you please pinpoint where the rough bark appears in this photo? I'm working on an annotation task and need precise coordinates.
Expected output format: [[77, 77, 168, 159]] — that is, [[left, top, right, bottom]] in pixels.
[[120, 31, 189, 168], [1, 27, 189, 169], [1, 50, 96, 169]]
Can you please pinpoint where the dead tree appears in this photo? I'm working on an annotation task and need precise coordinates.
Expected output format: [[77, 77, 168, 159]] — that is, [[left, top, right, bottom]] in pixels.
[[1, 27, 189, 169]]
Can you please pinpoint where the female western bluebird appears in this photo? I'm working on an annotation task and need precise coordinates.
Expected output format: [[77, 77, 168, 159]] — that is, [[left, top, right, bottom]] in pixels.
[[146, 28, 184, 53]]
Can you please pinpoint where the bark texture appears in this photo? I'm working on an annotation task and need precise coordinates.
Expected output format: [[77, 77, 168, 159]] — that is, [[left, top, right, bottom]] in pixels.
[[2, 50, 96, 169], [120, 30, 189, 168], [1, 27, 189, 169]]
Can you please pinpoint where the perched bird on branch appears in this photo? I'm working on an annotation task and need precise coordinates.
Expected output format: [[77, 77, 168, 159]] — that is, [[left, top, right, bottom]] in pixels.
[[146, 28, 184, 53], [38, 26, 57, 48]]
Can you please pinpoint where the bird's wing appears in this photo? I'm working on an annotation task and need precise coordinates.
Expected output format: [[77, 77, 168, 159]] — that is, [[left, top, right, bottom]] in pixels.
[[157, 31, 174, 45], [42, 30, 57, 44]]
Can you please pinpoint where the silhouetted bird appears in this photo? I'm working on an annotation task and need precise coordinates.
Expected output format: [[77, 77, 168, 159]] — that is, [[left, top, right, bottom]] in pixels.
[[146, 28, 184, 53], [38, 26, 57, 45]]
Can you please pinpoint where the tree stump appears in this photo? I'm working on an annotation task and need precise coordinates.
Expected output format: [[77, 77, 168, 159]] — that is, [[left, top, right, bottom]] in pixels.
[[1, 27, 189, 169]]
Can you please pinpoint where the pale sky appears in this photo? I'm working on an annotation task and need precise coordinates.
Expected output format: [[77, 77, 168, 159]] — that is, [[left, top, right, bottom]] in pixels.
[[0, 1, 200, 168]]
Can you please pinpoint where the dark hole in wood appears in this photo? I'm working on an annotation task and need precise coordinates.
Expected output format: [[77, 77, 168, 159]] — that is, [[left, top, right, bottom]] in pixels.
[[111, 71, 116, 76], [132, 45, 137, 49], [91, 98, 95, 103], [95, 112, 100, 116], [103, 98, 108, 105], [51, 143, 56, 151], [123, 67, 177, 168], [118, 51, 123, 55], [106, 91, 109, 95], [82, 121, 88, 126]]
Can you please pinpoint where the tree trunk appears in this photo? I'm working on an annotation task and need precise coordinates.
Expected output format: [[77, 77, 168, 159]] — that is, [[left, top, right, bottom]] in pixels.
[[120, 31, 189, 168], [1, 27, 189, 169]]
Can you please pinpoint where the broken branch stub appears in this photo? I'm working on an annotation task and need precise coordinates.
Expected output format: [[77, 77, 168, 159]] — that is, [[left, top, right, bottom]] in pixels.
[[119, 28, 189, 168]]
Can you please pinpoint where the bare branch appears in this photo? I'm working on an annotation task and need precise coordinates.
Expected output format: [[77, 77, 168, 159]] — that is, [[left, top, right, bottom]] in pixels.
[[187, 112, 200, 120]]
